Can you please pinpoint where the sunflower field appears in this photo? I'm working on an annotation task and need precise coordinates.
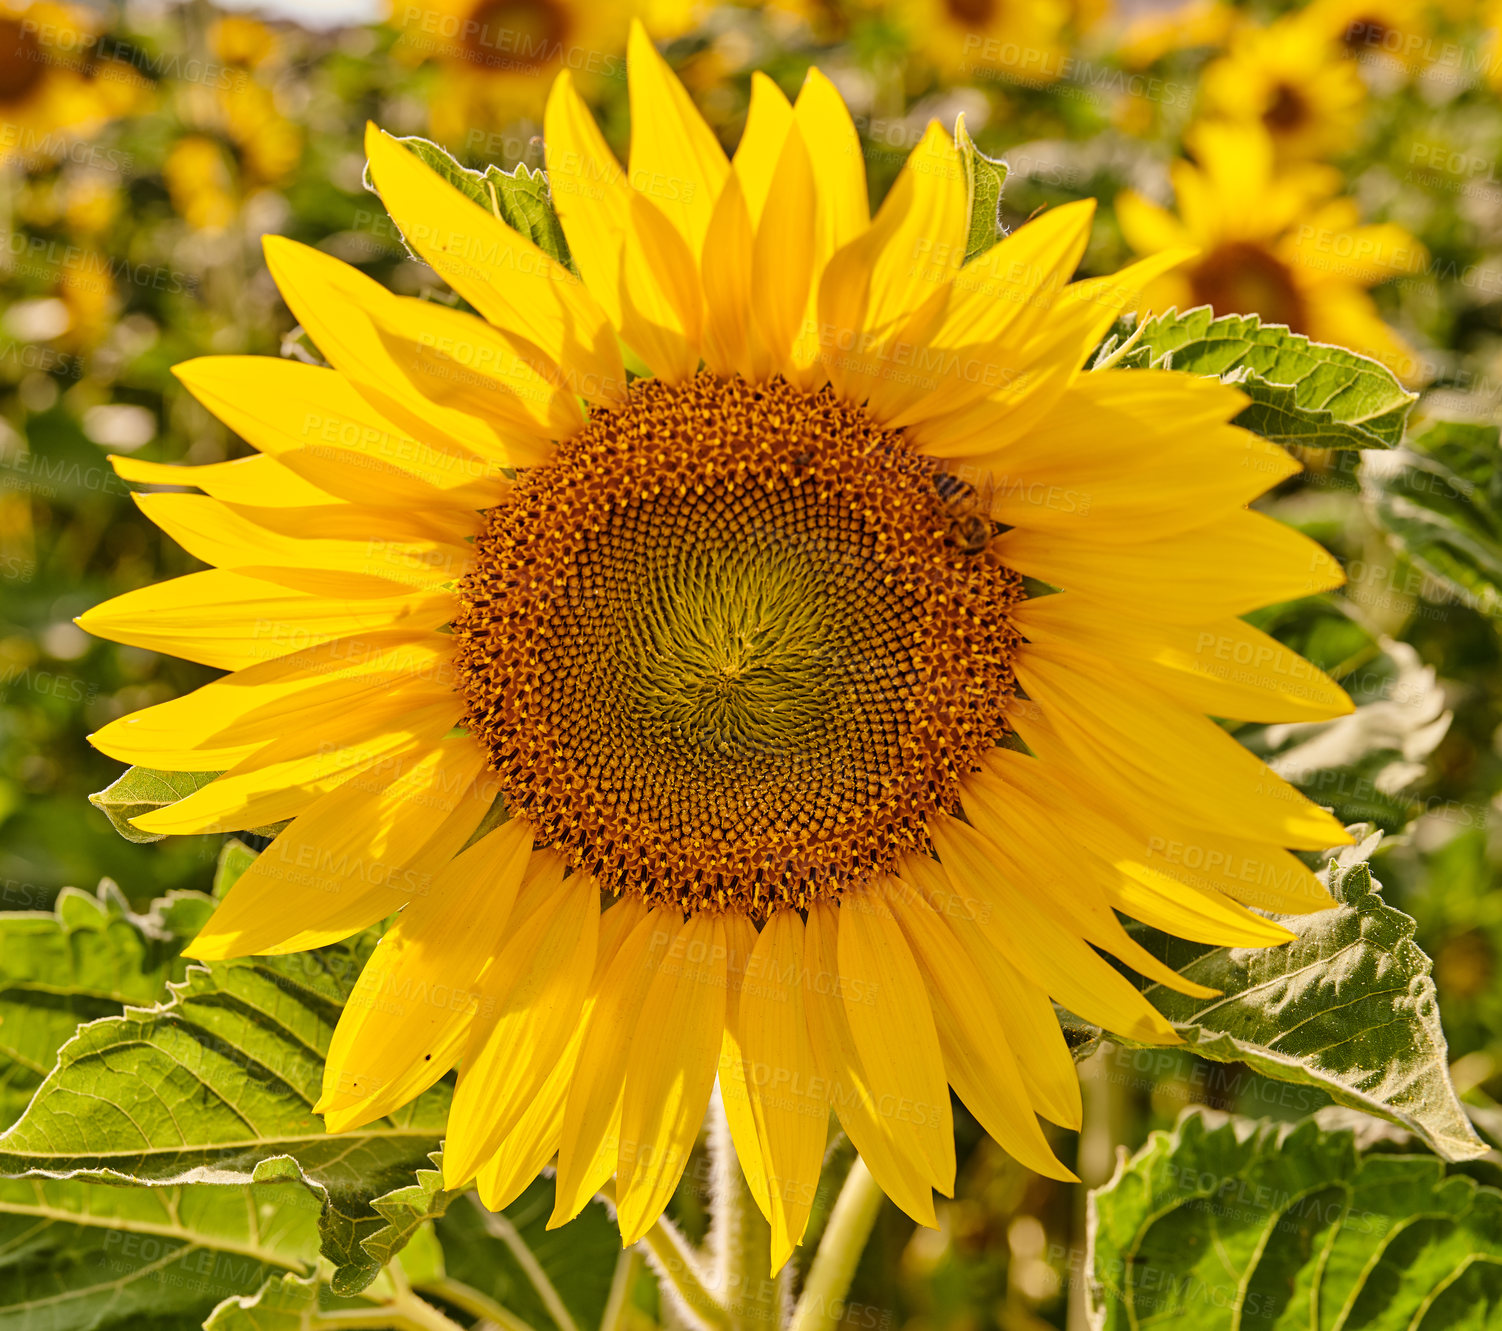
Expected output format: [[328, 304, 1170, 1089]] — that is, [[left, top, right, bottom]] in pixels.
[[5, 0, 1502, 1326]]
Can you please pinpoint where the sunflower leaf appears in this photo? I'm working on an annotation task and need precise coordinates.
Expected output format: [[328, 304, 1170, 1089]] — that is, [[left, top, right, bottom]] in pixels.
[[0, 930, 450, 1297], [358, 1151, 455, 1279], [88, 766, 220, 843], [203, 1271, 323, 1331], [1087, 1111, 1502, 1329], [956, 114, 1008, 264], [0, 879, 212, 1126], [1362, 419, 1502, 617], [1097, 305, 1416, 449], [1103, 838, 1485, 1162], [480, 162, 574, 270], [370, 137, 574, 271], [0, 1174, 320, 1331]]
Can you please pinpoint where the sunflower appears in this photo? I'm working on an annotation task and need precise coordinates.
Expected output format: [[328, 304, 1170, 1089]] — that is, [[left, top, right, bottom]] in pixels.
[[0, 0, 149, 167], [82, 25, 1355, 1269], [393, 0, 696, 136], [1118, 121, 1426, 382], [886, 0, 1072, 88], [1198, 8, 1366, 160], [1303, 0, 1432, 72]]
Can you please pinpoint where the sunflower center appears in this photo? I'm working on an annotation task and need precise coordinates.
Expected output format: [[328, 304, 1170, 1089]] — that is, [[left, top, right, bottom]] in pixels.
[[1190, 241, 1309, 335], [0, 19, 45, 105], [944, 0, 999, 28], [1262, 82, 1311, 133], [459, 0, 569, 72], [453, 374, 1023, 917]]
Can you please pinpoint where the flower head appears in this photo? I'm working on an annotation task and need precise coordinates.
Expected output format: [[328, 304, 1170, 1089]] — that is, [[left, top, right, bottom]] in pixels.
[[83, 26, 1354, 1270], [1118, 120, 1426, 382]]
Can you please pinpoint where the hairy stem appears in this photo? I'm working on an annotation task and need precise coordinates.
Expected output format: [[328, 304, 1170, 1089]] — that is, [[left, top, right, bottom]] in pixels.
[[787, 1158, 884, 1331]]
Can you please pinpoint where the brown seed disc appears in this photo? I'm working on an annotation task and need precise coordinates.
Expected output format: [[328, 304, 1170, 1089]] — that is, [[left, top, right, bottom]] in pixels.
[[453, 373, 1023, 917]]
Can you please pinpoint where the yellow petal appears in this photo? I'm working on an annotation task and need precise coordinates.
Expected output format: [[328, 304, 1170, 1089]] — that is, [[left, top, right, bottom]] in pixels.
[[616, 913, 727, 1243], [801, 901, 937, 1227], [444, 873, 600, 1187], [735, 909, 827, 1271], [751, 124, 817, 372], [318, 818, 533, 1129], [1014, 641, 1353, 849], [620, 189, 702, 382], [90, 631, 453, 771], [886, 879, 1074, 1182], [133, 492, 471, 596], [626, 18, 729, 262], [1013, 595, 1353, 723], [132, 695, 463, 837], [835, 889, 954, 1194], [717, 912, 772, 1221], [173, 357, 504, 504], [365, 124, 626, 408], [897, 851, 1081, 1130], [111, 453, 333, 508], [184, 738, 491, 958], [928, 814, 1180, 1045], [544, 70, 632, 328], [550, 907, 672, 1227], [75, 570, 451, 671], [261, 236, 524, 465], [996, 508, 1345, 623]]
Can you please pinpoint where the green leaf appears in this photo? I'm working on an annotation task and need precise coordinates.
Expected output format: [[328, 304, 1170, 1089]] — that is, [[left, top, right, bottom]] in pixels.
[[1242, 639, 1452, 832], [1094, 306, 1416, 449], [1362, 419, 1502, 617], [483, 161, 573, 270], [0, 932, 449, 1297], [214, 837, 261, 896], [1088, 1111, 1502, 1329], [1105, 835, 1485, 1162], [0, 1173, 318, 1331], [359, 1151, 454, 1277], [955, 114, 1008, 265], [372, 136, 573, 270], [0, 880, 212, 1126], [88, 767, 219, 843], [203, 1273, 323, 1331]]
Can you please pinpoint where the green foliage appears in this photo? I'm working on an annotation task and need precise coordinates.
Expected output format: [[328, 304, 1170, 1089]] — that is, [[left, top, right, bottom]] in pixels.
[[1118, 836, 1485, 1162], [435, 1185, 624, 1331], [1094, 306, 1416, 449], [0, 880, 210, 1124], [1363, 420, 1502, 618], [1088, 1112, 1502, 1328], [0, 1175, 319, 1331], [88, 768, 219, 844], [371, 136, 574, 270], [0, 930, 449, 1297], [955, 114, 1009, 264]]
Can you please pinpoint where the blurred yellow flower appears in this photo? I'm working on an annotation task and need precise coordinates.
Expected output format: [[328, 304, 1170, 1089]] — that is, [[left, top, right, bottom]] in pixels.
[[1118, 122, 1427, 381], [1199, 10, 1365, 160], [1115, 0, 1237, 68], [0, 0, 150, 167], [55, 248, 117, 348], [164, 134, 237, 232], [1304, 0, 1431, 70], [886, 0, 1071, 88], [395, 0, 674, 135]]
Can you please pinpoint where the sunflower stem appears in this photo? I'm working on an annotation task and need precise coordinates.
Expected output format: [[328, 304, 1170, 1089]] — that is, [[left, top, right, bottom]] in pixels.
[[786, 1158, 884, 1331], [707, 1091, 780, 1329]]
